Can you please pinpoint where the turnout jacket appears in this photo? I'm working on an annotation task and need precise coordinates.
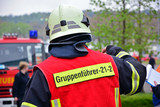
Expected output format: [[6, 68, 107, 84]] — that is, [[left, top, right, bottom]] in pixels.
[[21, 46, 146, 107]]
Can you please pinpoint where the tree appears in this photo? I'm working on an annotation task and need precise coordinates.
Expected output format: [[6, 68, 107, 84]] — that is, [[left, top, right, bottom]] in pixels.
[[90, 0, 135, 51], [0, 12, 49, 39], [0, 22, 32, 38], [129, 0, 158, 63], [90, 0, 157, 62]]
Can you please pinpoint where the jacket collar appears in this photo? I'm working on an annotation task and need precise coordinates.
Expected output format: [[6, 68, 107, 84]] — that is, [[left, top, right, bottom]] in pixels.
[[49, 34, 92, 58]]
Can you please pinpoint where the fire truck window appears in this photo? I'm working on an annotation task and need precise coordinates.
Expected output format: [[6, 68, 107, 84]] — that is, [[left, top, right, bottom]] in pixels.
[[0, 43, 43, 67], [0, 44, 28, 67], [35, 44, 43, 64], [26, 46, 32, 65]]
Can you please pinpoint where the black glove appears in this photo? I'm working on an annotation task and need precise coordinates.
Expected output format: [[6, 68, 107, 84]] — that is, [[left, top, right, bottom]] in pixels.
[[106, 45, 114, 53], [106, 45, 125, 56]]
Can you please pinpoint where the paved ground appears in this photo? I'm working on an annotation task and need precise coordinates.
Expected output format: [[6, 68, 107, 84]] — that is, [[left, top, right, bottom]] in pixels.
[[143, 82, 151, 93]]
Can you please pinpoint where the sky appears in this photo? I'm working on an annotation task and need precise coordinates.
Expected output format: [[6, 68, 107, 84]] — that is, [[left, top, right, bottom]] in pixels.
[[0, 0, 91, 16], [0, 0, 158, 16]]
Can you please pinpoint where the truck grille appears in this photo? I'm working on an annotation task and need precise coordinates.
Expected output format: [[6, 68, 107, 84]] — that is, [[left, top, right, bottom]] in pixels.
[[0, 86, 12, 97]]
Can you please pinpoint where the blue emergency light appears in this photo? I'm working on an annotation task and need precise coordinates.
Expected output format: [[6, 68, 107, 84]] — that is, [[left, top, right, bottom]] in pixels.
[[0, 64, 5, 70], [29, 30, 38, 39]]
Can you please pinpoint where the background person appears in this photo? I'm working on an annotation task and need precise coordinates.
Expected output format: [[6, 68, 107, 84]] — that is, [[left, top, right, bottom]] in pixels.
[[149, 54, 159, 106], [149, 54, 156, 69], [12, 61, 29, 107]]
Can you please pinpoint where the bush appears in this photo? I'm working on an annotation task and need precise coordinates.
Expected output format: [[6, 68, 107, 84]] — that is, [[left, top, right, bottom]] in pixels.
[[121, 93, 153, 107]]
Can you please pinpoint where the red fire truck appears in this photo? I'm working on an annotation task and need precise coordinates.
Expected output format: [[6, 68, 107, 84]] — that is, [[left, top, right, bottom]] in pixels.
[[0, 32, 47, 107]]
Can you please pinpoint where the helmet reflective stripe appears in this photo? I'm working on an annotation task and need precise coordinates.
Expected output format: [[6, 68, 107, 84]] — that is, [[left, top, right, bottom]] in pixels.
[[52, 21, 81, 35], [52, 28, 61, 34], [67, 21, 76, 25], [68, 25, 80, 29], [54, 24, 61, 29], [53, 21, 76, 29], [47, 5, 91, 41]]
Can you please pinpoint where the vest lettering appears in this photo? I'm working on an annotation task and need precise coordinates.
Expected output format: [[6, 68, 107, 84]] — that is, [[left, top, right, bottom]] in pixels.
[[53, 62, 115, 87], [56, 76, 61, 83]]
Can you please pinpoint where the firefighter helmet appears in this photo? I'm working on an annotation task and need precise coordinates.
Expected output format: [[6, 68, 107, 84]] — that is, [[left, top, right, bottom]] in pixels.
[[46, 5, 91, 41]]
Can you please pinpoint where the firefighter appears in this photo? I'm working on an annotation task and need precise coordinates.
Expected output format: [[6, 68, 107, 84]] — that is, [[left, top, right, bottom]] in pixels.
[[21, 5, 146, 107]]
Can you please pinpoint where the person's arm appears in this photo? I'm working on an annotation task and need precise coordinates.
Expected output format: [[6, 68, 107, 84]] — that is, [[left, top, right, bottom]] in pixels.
[[12, 74, 19, 102], [152, 85, 160, 99], [103, 45, 146, 95], [21, 69, 51, 107], [152, 81, 160, 99]]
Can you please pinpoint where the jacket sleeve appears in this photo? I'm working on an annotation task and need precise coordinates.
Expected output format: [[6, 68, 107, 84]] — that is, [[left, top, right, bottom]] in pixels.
[[12, 74, 19, 97], [106, 46, 146, 95], [152, 85, 160, 99], [21, 69, 51, 107]]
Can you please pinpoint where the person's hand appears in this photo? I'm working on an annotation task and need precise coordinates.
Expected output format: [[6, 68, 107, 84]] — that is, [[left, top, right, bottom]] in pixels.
[[154, 81, 158, 86], [151, 81, 158, 92], [102, 47, 107, 54], [14, 97, 18, 102], [101, 45, 114, 54], [150, 86, 152, 92]]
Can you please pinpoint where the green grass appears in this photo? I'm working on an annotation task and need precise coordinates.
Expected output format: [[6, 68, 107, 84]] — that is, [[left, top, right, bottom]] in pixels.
[[121, 93, 153, 107], [142, 59, 160, 65], [142, 60, 149, 65], [155, 59, 160, 65]]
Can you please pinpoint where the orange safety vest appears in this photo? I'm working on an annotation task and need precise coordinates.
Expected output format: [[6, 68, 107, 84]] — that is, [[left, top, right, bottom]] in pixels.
[[34, 48, 121, 107]]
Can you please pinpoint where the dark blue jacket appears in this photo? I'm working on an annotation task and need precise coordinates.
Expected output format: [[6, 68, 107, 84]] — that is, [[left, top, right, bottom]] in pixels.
[[12, 71, 29, 101]]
